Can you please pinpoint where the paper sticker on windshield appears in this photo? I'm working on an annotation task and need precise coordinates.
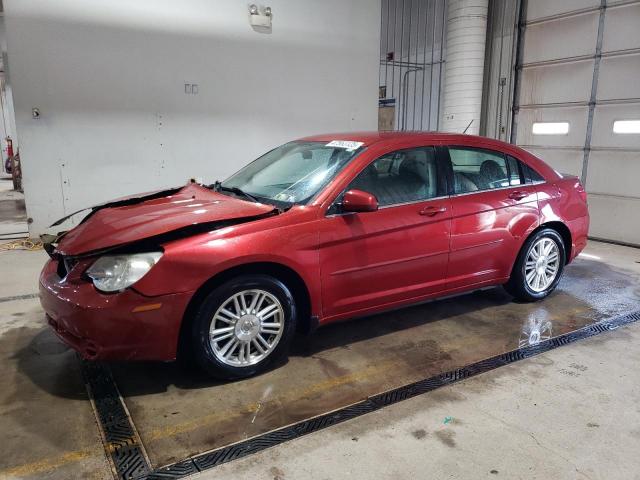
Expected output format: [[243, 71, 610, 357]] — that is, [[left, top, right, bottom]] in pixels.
[[325, 140, 364, 151]]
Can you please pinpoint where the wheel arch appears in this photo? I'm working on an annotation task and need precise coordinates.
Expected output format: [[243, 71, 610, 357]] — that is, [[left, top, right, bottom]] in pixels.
[[177, 262, 312, 360], [533, 221, 572, 264]]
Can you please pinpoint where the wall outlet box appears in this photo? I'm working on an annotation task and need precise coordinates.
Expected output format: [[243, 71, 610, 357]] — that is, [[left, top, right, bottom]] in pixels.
[[184, 83, 199, 95], [250, 14, 271, 28]]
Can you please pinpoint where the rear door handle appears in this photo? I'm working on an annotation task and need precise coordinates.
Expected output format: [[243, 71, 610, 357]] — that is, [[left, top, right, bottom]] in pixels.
[[419, 205, 447, 216], [508, 191, 528, 200]]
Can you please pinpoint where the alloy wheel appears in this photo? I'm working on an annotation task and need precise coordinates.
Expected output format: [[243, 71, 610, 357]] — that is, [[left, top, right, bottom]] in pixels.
[[209, 289, 285, 367], [524, 237, 561, 292]]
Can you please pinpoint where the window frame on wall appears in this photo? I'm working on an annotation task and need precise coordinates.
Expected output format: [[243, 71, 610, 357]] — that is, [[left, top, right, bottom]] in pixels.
[[531, 121, 570, 136], [612, 120, 640, 135]]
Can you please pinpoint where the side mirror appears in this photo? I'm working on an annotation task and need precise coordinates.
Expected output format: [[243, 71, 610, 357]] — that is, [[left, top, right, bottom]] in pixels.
[[342, 189, 378, 213]]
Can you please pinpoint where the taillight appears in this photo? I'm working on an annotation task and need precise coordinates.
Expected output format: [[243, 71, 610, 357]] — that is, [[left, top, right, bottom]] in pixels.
[[575, 181, 587, 203]]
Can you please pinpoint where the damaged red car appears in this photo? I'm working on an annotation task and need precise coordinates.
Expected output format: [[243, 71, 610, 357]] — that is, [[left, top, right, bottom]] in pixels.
[[40, 132, 589, 378]]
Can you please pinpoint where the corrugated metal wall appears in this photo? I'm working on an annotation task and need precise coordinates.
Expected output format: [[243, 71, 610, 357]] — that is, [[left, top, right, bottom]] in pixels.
[[379, 0, 447, 131], [512, 0, 640, 246]]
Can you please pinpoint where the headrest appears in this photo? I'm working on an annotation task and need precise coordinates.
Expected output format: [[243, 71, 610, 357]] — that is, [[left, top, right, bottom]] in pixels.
[[399, 152, 425, 178], [360, 163, 378, 180], [480, 159, 504, 179]]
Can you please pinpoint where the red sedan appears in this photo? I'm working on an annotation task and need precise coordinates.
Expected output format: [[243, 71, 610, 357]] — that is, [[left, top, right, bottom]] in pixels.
[[40, 132, 589, 378]]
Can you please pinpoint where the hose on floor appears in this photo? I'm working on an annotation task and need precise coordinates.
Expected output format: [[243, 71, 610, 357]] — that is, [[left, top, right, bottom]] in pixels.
[[0, 239, 43, 252]]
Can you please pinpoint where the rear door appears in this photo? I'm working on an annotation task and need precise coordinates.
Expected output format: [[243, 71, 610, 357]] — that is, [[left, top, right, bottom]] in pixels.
[[444, 146, 539, 289], [318, 146, 451, 319]]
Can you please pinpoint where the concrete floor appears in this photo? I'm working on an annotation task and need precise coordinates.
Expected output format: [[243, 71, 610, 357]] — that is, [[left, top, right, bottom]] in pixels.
[[200, 321, 640, 480], [0, 240, 639, 479], [0, 279, 112, 480]]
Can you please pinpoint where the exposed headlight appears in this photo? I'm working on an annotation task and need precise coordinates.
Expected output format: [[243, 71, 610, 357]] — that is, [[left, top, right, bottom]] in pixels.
[[86, 252, 163, 292]]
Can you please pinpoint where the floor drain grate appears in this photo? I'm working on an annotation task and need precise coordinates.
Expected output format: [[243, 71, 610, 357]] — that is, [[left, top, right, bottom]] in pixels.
[[81, 360, 152, 480], [82, 308, 640, 479]]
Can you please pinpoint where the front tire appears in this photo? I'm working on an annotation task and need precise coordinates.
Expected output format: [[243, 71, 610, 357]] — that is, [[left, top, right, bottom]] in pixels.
[[191, 274, 297, 379], [504, 228, 566, 302]]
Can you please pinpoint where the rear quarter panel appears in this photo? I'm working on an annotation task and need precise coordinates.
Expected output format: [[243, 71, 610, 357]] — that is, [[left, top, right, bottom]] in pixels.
[[537, 177, 589, 262]]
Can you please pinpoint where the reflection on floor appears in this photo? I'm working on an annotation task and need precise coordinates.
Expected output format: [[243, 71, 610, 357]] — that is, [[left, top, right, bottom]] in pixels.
[[111, 252, 640, 468]]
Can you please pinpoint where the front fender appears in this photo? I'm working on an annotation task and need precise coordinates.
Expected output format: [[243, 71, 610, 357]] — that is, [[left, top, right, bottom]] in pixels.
[[132, 225, 322, 317]]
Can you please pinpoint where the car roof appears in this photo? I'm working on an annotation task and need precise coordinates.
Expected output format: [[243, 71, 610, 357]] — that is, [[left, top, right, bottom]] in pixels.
[[300, 131, 450, 146], [297, 131, 561, 182], [299, 131, 512, 149]]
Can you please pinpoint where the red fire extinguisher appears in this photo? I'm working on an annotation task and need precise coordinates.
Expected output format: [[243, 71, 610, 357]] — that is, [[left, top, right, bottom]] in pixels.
[[4, 137, 13, 174]]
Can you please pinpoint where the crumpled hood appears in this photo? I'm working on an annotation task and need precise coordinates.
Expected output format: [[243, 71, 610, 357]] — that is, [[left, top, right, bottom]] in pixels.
[[55, 183, 276, 256]]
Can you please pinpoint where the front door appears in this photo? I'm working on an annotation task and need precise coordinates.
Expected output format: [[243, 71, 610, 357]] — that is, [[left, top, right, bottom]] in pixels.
[[318, 146, 451, 320]]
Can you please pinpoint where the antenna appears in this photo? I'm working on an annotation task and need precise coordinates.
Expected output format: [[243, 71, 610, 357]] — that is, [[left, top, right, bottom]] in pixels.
[[463, 119, 474, 134]]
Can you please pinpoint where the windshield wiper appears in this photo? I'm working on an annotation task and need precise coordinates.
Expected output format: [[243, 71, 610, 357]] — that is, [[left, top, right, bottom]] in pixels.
[[210, 181, 260, 203]]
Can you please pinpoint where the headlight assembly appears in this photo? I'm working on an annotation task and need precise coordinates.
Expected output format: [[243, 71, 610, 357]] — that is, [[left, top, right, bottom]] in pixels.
[[86, 252, 163, 292]]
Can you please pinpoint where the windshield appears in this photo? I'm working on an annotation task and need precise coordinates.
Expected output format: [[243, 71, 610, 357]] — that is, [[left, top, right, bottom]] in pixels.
[[221, 141, 363, 206]]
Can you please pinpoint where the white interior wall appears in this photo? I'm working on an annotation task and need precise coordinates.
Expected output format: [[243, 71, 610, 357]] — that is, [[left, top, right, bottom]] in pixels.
[[4, 0, 380, 235]]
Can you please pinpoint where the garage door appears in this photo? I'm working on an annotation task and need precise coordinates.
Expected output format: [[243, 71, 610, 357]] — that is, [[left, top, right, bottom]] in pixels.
[[513, 0, 640, 246]]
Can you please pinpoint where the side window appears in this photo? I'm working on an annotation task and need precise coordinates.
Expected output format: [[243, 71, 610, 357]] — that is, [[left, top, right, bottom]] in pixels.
[[348, 147, 438, 207], [521, 162, 545, 184], [448, 147, 509, 194], [506, 156, 523, 186]]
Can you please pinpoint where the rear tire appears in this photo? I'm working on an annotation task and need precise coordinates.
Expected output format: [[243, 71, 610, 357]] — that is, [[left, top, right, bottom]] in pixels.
[[504, 228, 566, 302], [191, 274, 297, 379]]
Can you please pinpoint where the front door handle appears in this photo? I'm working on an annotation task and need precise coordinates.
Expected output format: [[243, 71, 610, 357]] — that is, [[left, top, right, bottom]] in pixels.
[[419, 205, 447, 216], [508, 191, 528, 200]]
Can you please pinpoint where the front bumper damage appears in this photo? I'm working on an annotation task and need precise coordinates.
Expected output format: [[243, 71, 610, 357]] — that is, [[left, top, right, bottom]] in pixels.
[[39, 258, 194, 361]]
